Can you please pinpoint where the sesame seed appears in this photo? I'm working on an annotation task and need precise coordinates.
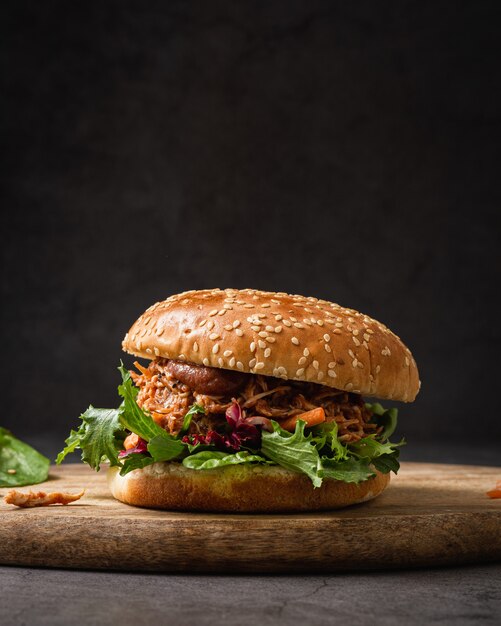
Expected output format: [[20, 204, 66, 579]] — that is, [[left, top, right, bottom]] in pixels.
[[335, 322, 343, 328], [249, 358, 257, 368], [324, 344, 331, 353], [283, 320, 292, 327], [229, 357, 236, 367], [209, 333, 220, 341], [265, 336, 276, 343], [223, 350, 232, 357], [258, 331, 268, 338], [251, 325, 261, 332], [294, 322, 305, 329], [261, 303, 271, 308], [353, 329, 359, 336], [352, 337, 361, 346], [233, 320, 241, 328], [212, 344, 220, 354], [357, 361, 364, 368], [237, 361, 244, 370], [257, 313, 266, 319], [323, 334, 331, 342], [264, 348, 271, 358], [348, 349, 355, 358], [218, 309, 226, 316], [290, 316, 297, 322], [367, 328, 374, 334], [235, 328, 244, 337], [224, 324, 232, 331], [363, 333, 370, 342], [275, 326, 282, 333], [291, 337, 299, 345], [157, 328, 165, 337], [199, 320, 207, 327], [298, 356, 306, 365], [328, 362, 336, 368], [140, 328, 147, 338], [244, 304, 255, 309], [192, 342, 199, 352], [203, 358, 210, 366], [405, 356, 410, 366], [255, 362, 265, 370], [265, 325, 274, 332], [250, 342, 256, 352], [303, 318, 312, 326], [352, 359, 358, 368], [209, 309, 218, 317], [317, 371, 324, 380], [207, 320, 215, 330], [275, 315, 283, 321], [333, 328, 342, 335], [223, 304, 233, 309], [296, 368, 305, 377], [277, 366, 287, 375], [376, 365, 381, 373], [153, 347, 160, 356], [258, 340, 267, 349], [218, 357, 224, 366], [328, 370, 337, 378], [312, 360, 319, 370], [346, 383, 354, 390], [363, 341, 369, 350], [303, 348, 310, 357]]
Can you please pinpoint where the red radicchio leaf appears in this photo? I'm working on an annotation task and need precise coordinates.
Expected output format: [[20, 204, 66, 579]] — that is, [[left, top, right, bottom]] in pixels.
[[183, 401, 262, 451], [118, 438, 148, 458]]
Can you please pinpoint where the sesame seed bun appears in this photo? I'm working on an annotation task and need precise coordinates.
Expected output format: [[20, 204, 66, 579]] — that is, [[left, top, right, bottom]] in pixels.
[[107, 462, 390, 512], [122, 288, 420, 402]]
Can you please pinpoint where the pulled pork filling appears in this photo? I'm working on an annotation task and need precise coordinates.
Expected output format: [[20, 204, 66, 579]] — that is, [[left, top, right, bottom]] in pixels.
[[131, 359, 380, 444]]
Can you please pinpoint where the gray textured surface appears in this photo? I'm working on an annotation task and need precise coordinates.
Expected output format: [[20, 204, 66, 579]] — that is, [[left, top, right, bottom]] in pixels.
[[1, 565, 500, 625]]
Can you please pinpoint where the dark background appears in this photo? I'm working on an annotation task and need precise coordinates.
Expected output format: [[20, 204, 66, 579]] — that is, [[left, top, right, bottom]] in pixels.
[[1, 1, 500, 463]]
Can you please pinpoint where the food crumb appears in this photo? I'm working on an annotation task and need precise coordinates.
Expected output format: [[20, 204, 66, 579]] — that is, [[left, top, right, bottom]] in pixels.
[[486, 480, 501, 499], [7, 469, 17, 474], [4, 490, 85, 508]]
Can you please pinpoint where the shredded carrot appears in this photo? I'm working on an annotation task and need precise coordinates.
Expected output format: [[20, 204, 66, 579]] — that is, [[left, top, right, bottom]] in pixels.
[[134, 361, 151, 377], [123, 433, 140, 450], [280, 407, 326, 432], [486, 480, 501, 499]]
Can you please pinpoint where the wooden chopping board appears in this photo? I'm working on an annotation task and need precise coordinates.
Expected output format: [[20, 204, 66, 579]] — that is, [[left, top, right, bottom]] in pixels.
[[0, 462, 500, 573]]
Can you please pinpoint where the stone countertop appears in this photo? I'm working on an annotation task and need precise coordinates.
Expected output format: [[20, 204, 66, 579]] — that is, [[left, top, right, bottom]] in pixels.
[[1, 565, 500, 625]]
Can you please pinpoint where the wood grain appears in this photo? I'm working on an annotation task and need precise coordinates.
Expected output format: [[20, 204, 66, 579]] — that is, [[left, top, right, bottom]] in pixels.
[[1, 462, 500, 573]]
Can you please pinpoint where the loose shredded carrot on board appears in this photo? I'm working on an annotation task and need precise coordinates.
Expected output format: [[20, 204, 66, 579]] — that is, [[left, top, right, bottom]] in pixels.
[[486, 480, 501, 499], [280, 407, 326, 432]]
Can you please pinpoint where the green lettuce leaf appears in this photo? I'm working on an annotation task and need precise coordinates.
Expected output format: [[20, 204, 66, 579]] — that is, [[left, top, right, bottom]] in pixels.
[[366, 402, 398, 440], [183, 450, 270, 470], [179, 403, 205, 437], [117, 365, 166, 441], [349, 436, 404, 475], [119, 453, 156, 476], [0, 428, 50, 487], [56, 407, 124, 471], [319, 457, 376, 483], [261, 420, 323, 487], [313, 421, 350, 462], [148, 434, 186, 461]]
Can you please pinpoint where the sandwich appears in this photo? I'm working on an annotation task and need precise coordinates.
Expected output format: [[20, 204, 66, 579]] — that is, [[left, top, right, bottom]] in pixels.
[[58, 288, 420, 512]]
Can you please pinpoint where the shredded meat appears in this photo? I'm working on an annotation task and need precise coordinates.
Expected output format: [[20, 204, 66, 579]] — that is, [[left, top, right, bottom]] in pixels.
[[132, 359, 380, 443], [4, 490, 85, 508]]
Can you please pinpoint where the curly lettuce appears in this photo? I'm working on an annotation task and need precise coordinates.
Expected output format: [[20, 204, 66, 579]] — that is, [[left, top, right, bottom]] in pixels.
[[57, 365, 405, 486]]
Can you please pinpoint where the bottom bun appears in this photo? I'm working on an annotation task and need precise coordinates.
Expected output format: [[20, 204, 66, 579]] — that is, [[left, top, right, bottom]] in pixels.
[[107, 462, 390, 513]]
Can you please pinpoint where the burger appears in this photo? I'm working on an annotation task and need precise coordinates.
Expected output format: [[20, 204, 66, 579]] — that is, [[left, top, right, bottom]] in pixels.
[[58, 288, 420, 512]]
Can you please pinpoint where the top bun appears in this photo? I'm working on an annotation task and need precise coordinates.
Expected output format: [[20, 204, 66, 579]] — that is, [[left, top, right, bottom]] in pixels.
[[122, 289, 420, 402]]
